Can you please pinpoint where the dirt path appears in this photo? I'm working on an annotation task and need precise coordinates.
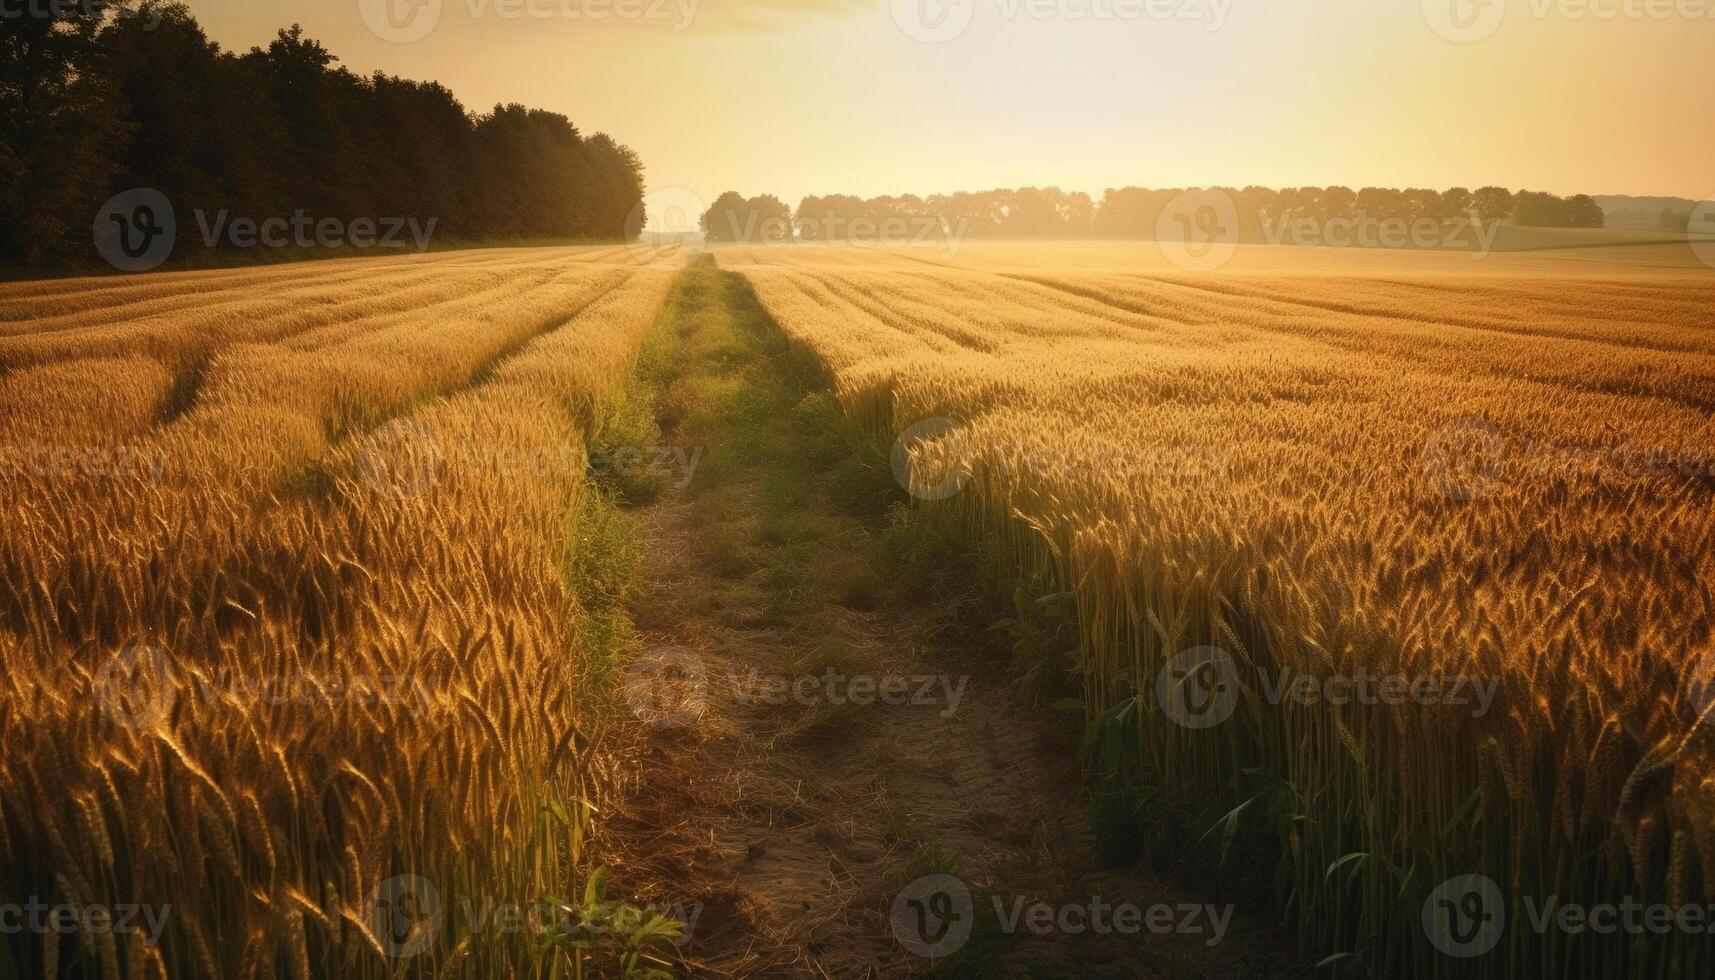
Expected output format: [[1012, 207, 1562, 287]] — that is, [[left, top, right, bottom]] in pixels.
[[604, 260, 1304, 978]]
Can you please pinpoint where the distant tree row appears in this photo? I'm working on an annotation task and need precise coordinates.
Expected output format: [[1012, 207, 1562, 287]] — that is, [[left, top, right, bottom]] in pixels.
[[1094, 185, 1604, 236], [699, 188, 1095, 242], [1643, 209, 1692, 232], [0, 1, 646, 272], [697, 184, 1608, 244], [1606, 208, 1715, 232], [1509, 190, 1605, 228], [1661, 210, 1693, 232], [797, 188, 1094, 238]]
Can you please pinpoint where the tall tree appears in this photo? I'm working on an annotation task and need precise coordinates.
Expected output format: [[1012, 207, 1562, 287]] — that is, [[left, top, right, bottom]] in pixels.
[[0, 0, 124, 265], [1472, 186, 1515, 223], [700, 191, 752, 242], [1, 3, 647, 273]]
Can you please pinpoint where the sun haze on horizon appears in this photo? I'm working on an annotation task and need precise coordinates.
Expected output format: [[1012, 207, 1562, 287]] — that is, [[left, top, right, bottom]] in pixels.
[[187, 0, 1714, 222]]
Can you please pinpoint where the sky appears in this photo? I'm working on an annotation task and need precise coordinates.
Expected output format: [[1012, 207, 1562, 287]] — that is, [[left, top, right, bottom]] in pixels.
[[190, 0, 1714, 225]]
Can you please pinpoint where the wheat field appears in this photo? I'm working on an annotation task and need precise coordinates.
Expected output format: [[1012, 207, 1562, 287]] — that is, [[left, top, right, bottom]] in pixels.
[[6, 238, 1715, 977], [721, 240, 1715, 977], [0, 245, 686, 978]]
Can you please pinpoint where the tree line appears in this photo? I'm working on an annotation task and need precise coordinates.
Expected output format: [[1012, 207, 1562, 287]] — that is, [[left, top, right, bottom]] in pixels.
[[702, 187, 1097, 242], [699, 184, 1607, 243], [0, 0, 646, 273], [1606, 207, 1699, 232], [1113, 185, 1601, 233], [1098, 186, 1603, 239]]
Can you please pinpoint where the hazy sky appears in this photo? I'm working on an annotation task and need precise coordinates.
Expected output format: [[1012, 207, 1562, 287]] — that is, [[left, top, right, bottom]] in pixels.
[[192, 0, 1713, 221]]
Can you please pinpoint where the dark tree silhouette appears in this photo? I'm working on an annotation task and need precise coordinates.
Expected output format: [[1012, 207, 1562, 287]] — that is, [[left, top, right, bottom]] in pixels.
[[0, 1, 647, 273], [0, 0, 123, 267]]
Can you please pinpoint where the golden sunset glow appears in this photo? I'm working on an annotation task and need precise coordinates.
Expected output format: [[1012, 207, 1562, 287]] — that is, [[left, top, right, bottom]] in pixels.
[[188, 0, 1715, 214], [6, 3, 1715, 978]]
